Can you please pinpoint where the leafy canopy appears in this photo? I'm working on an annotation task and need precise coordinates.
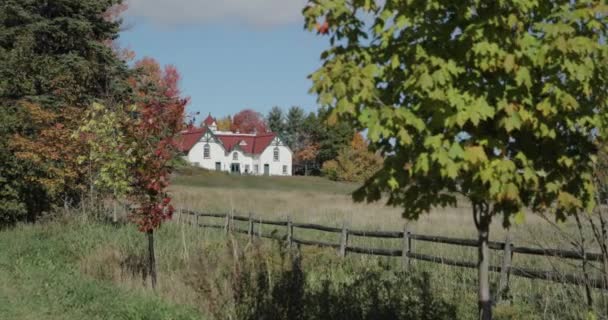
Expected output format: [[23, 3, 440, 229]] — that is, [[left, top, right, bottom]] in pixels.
[[77, 103, 135, 199], [304, 1, 608, 222]]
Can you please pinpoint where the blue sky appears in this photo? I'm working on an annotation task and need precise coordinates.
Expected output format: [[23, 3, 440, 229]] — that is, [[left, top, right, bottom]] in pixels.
[[119, 0, 326, 122]]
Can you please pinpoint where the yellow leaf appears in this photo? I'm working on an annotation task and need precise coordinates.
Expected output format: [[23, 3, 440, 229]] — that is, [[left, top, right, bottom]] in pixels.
[[503, 54, 515, 73], [513, 211, 525, 225], [464, 146, 488, 164]]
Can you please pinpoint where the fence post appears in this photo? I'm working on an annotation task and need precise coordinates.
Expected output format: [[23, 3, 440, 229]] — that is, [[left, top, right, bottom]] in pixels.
[[248, 213, 254, 242], [287, 216, 293, 248], [339, 222, 349, 257], [258, 217, 262, 238], [497, 232, 513, 303], [224, 213, 230, 234], [195, 209, 199, 227], [402, 225, 411, 269]]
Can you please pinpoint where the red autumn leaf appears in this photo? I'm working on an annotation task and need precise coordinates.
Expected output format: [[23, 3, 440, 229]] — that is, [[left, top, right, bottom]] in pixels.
[[316, 21, 329, 35]]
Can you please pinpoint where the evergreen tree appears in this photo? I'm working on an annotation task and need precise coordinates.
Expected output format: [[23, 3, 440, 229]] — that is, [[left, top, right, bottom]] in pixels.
[[267, 106, 286, 135], [285, 106, 306, 150], [0, 0, 130, 224], [316, 107, 355, 165]]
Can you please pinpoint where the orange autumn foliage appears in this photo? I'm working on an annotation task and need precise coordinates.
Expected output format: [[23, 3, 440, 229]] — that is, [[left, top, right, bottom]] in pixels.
[[10, 103, 87, 200], [322, 132, 382, 182], [296, 143, 320, 162]]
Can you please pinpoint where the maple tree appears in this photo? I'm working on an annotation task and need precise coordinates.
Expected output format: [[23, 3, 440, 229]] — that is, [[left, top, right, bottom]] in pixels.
[[305, 1, 608, 318], [129, 57, 189, 288], [78, 103, 135, 222], [322, 133, 382, 182], [295, 143, 320, 176], [10, 103, 88, 212], [231, 109, 267, 133]]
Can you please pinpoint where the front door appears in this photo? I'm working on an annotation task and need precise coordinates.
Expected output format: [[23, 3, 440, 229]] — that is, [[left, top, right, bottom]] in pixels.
[[231, 163, 241, 174], [263, 164, 269, 176]]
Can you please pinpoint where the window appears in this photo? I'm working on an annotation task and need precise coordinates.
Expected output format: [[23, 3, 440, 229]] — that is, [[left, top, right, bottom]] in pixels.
[[203, 144, 210, 158], [233, 152, 238, 160], [273, 147, 279, 161], [254, 165, 259, 174], [283, 165, 288, 175], [245, 164, 250, 173]]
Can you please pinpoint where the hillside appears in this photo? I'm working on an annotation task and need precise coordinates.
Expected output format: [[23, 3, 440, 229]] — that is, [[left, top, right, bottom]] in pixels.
[[172, 167, 360, 195]]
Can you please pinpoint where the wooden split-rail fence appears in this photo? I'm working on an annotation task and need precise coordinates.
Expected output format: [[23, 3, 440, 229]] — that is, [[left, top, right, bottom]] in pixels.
[[178, 209, 607, 293]]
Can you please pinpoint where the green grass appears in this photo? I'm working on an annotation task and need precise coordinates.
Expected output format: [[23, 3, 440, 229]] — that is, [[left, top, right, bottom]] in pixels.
[[173, 167, 358, 195], [0, 218, 203, 320], [2, 169, 606, 319], [1, 211, 604, 320]]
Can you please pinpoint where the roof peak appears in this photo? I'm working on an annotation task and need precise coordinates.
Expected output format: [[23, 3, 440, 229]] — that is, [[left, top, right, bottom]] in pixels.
[[203, 113, 216, 126]]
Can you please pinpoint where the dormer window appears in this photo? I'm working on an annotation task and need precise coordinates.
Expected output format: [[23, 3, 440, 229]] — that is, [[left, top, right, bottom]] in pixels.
[[203, 144, 210, 159], [273, 147, 279, 161], [233, 152, 238, 160]]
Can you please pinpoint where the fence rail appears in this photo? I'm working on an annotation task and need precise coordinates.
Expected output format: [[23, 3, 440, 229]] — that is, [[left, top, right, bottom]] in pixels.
[[180, 209, 607, 290]]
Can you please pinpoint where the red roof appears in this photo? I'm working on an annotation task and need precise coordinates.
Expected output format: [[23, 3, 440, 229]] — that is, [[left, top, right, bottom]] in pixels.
[[203, 114, 216, 126], [176, 127, 276, 155], [175, 127, 206, 153], [216, 133, 276, 155]]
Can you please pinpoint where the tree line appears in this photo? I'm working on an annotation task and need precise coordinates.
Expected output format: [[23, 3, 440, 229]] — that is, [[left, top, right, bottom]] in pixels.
[[201, 106, 382, 180], [0, 0, 186, 288]]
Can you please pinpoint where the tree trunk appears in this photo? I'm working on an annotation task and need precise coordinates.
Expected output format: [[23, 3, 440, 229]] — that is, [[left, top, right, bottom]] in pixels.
[[574, 213, 593, 309], [113, 200, 117, 224], [474, 202, 492, 320], [147, 230, 157, 290]]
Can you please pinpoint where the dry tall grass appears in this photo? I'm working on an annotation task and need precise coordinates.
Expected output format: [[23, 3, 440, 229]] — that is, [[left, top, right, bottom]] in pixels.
[[170, 183, 570, 246]]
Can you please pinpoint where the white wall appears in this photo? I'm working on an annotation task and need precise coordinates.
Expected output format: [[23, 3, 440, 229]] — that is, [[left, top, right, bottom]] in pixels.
[[187, 141, 226, 171], [258, 145, 292, 176], [186, 140, 292, 176]]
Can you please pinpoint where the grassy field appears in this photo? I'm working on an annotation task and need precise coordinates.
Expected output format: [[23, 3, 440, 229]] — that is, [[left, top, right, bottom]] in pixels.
[[1, 169, 606, 319], [0, 216, 202, 320], [169, 169, 608, 318]]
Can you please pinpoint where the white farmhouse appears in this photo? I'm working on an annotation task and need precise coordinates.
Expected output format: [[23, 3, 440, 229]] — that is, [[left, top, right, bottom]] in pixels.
[[177, 114, 293, 176]]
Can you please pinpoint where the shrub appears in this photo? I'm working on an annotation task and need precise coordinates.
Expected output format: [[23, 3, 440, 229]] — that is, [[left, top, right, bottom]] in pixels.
[[185, 238, 456, 320]]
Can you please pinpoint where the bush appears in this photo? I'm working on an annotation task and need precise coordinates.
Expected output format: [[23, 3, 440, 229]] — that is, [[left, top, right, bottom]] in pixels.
[[185, 239, 456, 320]]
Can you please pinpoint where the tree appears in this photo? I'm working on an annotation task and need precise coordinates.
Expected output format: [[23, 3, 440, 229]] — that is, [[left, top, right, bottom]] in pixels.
[[0, 0, 130, 223], [305, 1, 608, 318], [78, 103, 135, 222], [322, 133, 383, 182], [295, 143, 320, 176], [129, 57, 189, 289], [10, 103, 88, 210], [231, 109, 267, 134], [0, 107, 24, 225], [316, 107, 355, 165], [267, 106, 286, 135], [285, 106, 306, 150], [0, 0, 131, 108], [216, 116, 232, 131]]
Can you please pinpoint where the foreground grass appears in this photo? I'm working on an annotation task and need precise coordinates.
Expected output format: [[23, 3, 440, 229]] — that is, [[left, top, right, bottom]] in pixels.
[[168, 168, 608, 318], [0, 217, 202, 320], [1, 212, 605, 319], [1, 170, 605, 319]]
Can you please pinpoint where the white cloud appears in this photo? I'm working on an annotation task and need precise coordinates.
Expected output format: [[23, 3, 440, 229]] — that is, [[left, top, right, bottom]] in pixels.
[[126, 0, 308, 26]]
